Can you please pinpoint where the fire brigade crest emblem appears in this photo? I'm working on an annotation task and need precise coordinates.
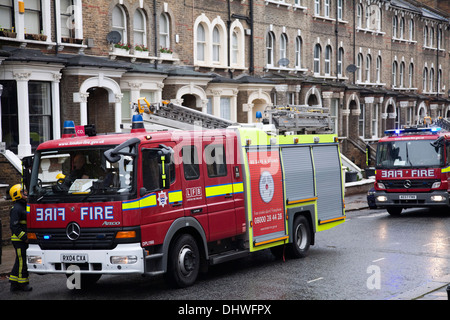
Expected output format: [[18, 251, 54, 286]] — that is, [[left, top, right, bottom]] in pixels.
[[259, 171, 274, 203], [157, 190, 168, 207]]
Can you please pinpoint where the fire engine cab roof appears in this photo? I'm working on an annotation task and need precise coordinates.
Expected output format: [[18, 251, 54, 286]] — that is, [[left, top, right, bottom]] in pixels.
[[36, 129, 234, 151], [379, 127, 450, 142]]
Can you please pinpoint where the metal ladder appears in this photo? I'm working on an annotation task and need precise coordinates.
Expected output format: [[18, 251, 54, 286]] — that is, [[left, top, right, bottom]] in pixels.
[[131, 100, 236, 131], [131, 99, 332, 133], [264, 105, 333, 133]]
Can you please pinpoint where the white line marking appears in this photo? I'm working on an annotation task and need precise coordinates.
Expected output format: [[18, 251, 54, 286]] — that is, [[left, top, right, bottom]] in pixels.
[[307, 277, 324, 284]]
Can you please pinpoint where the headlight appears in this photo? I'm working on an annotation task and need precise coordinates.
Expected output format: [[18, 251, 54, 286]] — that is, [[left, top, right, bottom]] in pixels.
[[377, 182, 386, 189], [431, 182, 441, 189], [376, 196, 388, 202], [431, 195, 445, 202], [110, 256, 138, 264], [28, 256, 43, 264]]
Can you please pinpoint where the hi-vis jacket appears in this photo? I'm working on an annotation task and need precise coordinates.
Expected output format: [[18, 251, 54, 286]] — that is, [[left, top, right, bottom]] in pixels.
[[10, 200, 28, 242]]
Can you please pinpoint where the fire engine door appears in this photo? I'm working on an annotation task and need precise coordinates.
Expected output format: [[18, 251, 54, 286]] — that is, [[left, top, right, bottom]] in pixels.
[[139, 142, 184, 227], [202, 135, 236, 241], [179, 143, 208, 236]]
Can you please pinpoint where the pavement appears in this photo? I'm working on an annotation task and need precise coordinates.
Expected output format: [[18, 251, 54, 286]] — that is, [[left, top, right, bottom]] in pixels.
[[0, 191, 448, 300]]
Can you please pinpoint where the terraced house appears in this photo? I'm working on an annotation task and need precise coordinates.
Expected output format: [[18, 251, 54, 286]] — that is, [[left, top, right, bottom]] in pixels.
[[0, 0, 449, 175]]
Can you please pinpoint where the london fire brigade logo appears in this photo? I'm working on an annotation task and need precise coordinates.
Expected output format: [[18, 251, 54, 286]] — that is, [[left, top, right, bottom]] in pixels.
[[259, 171, 274, 203], [157, 191, 168, 207]]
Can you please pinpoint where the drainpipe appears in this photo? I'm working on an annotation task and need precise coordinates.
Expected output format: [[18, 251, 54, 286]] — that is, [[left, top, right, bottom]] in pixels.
[[249, 0, 254, 74], [154, 0, 158, 69], [227, 0, 233, 79], [335, 0, 339, 81], [353, 0, 356, 85]]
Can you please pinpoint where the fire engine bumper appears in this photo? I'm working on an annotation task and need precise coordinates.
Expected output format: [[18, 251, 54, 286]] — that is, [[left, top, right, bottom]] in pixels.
[[373, 190, 450, 208], [26, 243, 145, 275]]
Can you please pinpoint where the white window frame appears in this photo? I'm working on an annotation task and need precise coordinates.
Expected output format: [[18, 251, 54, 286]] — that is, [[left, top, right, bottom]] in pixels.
[[313, 44, 321, 74], [266, 31, 275, 67], [112, 4, 127, 44], [324, 45, 332, 75], [134, 9, 147, 48], [159, 12, 170, 50]]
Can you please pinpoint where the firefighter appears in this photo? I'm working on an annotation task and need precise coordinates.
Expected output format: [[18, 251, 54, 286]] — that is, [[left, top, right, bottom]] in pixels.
[[9, 184, 32, 292]]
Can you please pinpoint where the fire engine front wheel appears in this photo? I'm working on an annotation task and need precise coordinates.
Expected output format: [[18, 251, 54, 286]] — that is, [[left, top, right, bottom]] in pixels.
[[166, 233, 200, 288], [288, 215, 311, 258]]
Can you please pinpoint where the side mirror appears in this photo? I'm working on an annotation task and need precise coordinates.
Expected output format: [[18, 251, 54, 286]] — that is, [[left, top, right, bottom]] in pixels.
[[104, 137, 140, 163]]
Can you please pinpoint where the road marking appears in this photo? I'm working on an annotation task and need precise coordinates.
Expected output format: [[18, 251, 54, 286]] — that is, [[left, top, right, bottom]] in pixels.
[[307, 277, 324, 284], [372, 258, 385, 263]]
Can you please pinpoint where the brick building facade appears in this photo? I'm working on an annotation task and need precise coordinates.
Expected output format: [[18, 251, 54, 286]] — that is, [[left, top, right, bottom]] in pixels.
[[0, 0, 449, 178]]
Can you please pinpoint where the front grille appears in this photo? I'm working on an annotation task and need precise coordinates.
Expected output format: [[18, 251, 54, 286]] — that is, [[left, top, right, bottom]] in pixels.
[[35, 228, 118, 250], [380, 179, 439, 190]]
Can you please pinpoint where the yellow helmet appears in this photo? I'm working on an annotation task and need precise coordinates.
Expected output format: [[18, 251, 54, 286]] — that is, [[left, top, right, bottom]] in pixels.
[[9, 184, 23, 201]]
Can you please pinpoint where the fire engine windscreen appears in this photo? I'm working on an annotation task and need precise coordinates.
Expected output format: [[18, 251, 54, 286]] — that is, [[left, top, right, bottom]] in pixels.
[[376, 140, 445, 169], [28, 147, 135, 201]]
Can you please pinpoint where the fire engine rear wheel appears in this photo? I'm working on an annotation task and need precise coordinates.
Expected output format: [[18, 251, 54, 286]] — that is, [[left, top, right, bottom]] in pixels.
[[166, 233, 200, 288], [288, 215, 311, 258]]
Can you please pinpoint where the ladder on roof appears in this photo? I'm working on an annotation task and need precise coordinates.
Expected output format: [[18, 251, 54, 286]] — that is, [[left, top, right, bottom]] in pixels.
[[435, 118, 450, 131], [263, 105, 333, 133], [131, 99, 236, 130], [131, 99, 332, 133]]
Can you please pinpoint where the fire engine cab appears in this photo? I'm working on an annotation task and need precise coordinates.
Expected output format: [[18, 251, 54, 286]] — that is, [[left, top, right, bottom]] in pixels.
[[374, 122, 450, 215], [25, 102, 345, 288]]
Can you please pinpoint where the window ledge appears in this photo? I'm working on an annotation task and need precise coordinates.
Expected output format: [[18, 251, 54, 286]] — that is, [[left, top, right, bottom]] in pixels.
[[265, 0, 292, 8], [392, 37, 417, 44], [356, 27, 385, 35], [313, 15, 335, 23]]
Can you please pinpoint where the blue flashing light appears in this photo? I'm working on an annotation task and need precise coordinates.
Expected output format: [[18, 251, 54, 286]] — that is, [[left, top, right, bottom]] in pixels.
[[385, 126, 443, 136], [131, 114, 145, 132], [62, 120, 76, 137], [43, 235, 51, 240]]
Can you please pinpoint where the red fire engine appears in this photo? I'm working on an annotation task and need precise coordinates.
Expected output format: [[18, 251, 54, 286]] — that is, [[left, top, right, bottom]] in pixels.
[[374, 121, 450, 215], [25, 103, 345, 288]]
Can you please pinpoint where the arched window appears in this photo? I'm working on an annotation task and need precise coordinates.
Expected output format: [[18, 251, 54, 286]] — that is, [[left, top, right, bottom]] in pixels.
[[392, 16, 398, 38], [295, 36, 302, 69], [423, 67, 428, 92], [159, 12, 170, 50], [337, 47, 344, 76], [134, 9, 146, 47], [423, 26, 428, 47], [212, 26, 221, 63], [266, 31, 275, 66], [231, 31, 238, 65], [196, 23, 206, 62], [399, 17, 405, 39], [280, 33, 287, 61], [409, 19, 414, 41], [392, 61, 398, 87], [376, 56, 382, 83], [112, 5, 127, 44], [325, 45, 332, 75], [429, 27, 434, 47], [357, 53, 363, 82], [408, 63, 414, 88], [399, 62, 405, 88], [429, 68, 434, 92], [357, 4, 363, 28], [313, 44, 321, 74], [365, 54, 371, 82], [230, 20, 245, 69]]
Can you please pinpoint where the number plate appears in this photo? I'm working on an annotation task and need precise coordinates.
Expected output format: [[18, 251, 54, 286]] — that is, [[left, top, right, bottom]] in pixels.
[[61, 254, 88, 263], [399, 195, 417, 200]]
